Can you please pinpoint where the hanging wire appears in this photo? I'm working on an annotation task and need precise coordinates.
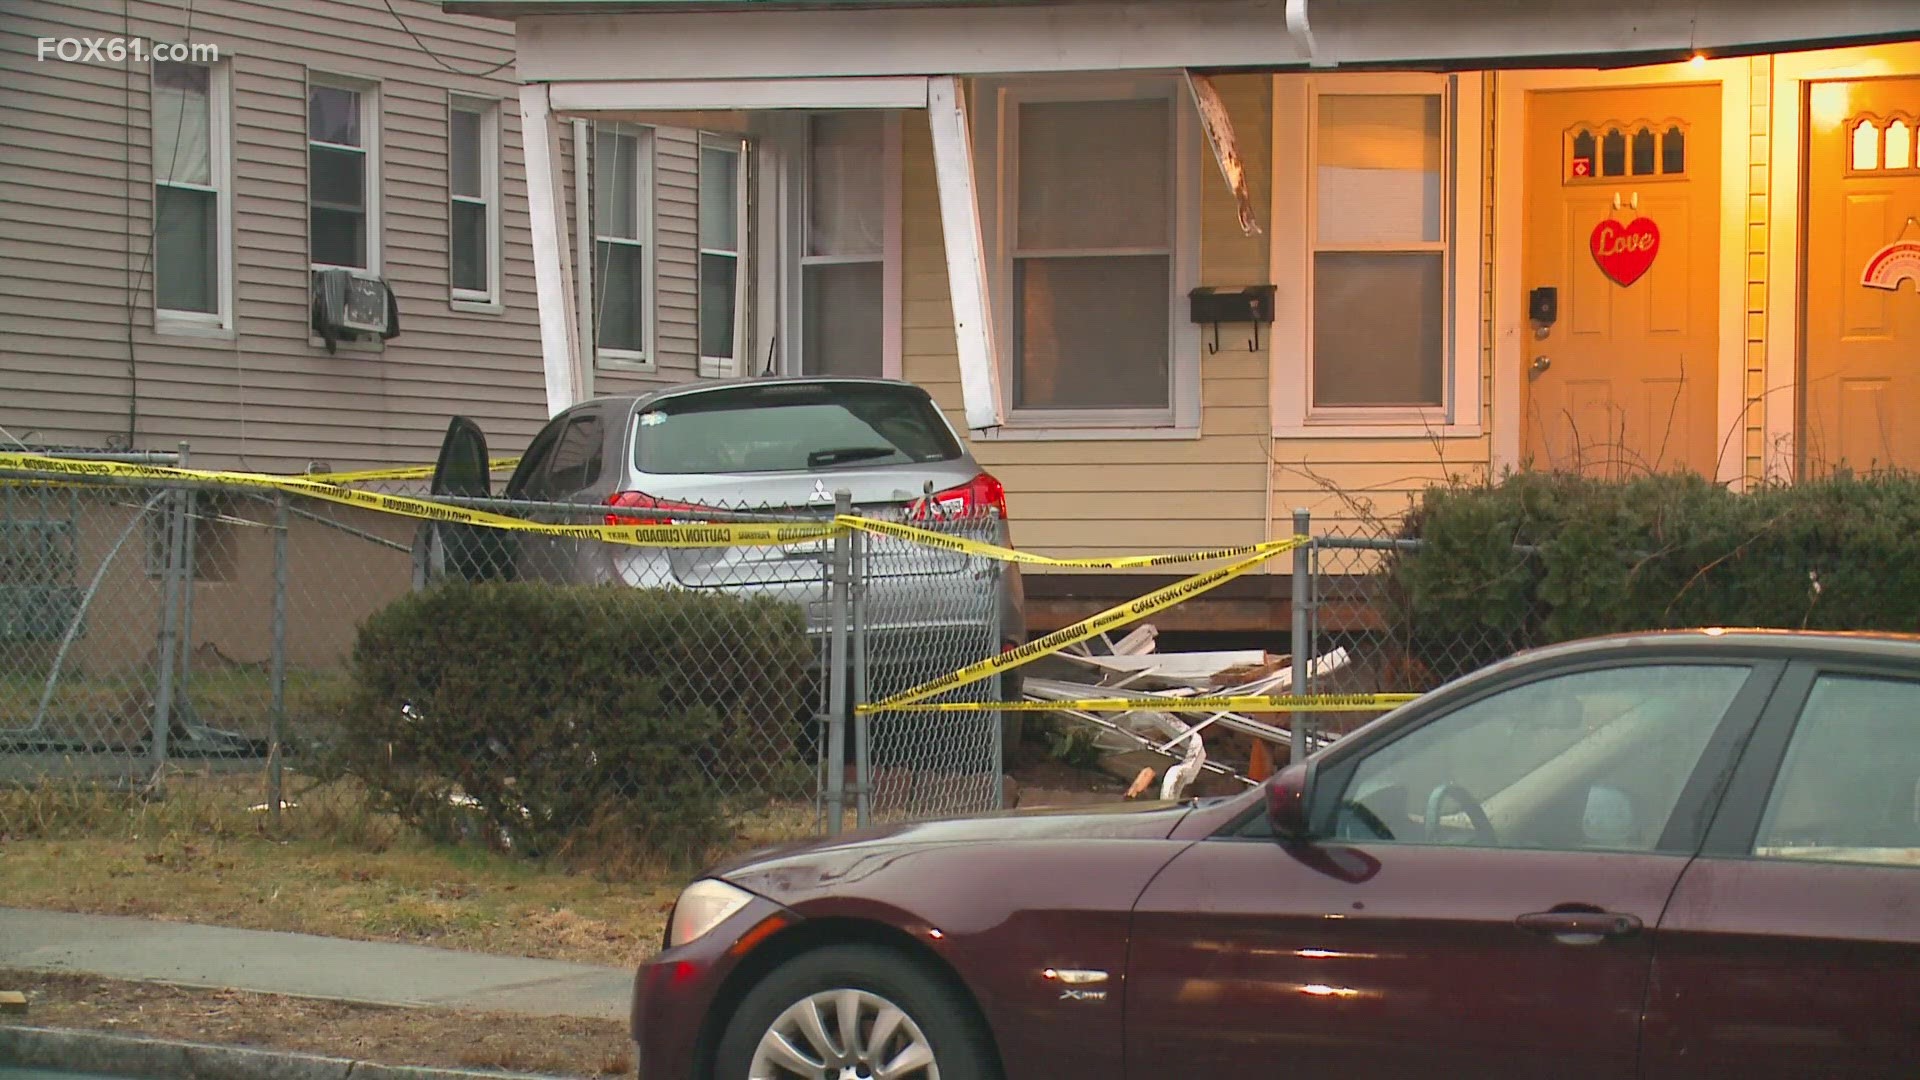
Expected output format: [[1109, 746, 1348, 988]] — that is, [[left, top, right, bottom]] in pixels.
[[379, 0, 515, 77]]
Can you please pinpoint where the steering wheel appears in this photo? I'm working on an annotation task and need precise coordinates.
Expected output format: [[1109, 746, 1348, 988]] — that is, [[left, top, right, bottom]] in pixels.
[[1424, 783, 1497, 845]]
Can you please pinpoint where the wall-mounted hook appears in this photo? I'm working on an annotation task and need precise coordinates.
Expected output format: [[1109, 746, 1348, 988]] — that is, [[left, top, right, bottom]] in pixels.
[[1612, 191, 1621, 211], [1630, 191, 1639, 210], [1248, 322, 1261, 353], [1207, 323, 1221, 355]]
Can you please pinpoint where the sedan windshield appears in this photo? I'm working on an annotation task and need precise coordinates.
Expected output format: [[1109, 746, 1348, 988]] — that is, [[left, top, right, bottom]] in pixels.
[[635, 382, 963, 475]]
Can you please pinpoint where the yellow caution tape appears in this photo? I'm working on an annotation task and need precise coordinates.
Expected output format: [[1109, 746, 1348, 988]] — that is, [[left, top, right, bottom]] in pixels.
[[300, 457, 522, 483], [858, 539, 1307, 712], [870, 692, 1421, 713], [0, 453, 837, 548], [838, 515, 1304, 569]]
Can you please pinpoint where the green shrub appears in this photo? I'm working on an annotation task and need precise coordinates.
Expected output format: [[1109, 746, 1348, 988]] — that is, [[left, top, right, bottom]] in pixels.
[[336, 581, 812, 867], [1386, 469, 1920, 682]]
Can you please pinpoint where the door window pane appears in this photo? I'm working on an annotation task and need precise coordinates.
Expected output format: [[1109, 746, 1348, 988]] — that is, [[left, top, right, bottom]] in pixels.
[[803, 262, 884, 378], [541, 415, 604, 496], [700, 252, 738, 359], [1328, 665, 1751, 852], [1014, 255, 1169, 410], [1754, 675, 1920, 868], [1316, 94, 1442, 245], [808, 113, 883, 258], [1312, 251, 1445, 407]]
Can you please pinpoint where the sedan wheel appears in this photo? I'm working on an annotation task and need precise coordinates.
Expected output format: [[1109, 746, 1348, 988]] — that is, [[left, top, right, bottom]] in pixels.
[[751, 987, 936, 1080], [715, 944, 998, 1080]]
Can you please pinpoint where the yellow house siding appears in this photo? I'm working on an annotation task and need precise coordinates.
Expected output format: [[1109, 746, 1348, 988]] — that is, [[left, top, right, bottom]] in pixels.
[[898, 74, 1273, 563], [1745, 55, 1772, 485]]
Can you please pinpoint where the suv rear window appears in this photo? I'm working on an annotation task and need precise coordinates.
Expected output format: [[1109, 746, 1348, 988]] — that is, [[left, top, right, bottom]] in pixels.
[[634, 382, 963, 475]]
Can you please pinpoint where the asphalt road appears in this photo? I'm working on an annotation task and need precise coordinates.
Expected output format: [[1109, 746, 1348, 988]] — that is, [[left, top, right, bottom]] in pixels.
[[0, 1070, 132, 1080]]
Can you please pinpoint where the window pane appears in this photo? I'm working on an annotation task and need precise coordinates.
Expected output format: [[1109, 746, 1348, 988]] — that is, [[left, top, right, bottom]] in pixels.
[[311, 145, 364, 210], [543, 416, 603, 495], [450, 107, 483, 199], [153, 61, 211, 187], [308, 84, 360, 146], [1316, 94, 1442, 245], [1754, 676, 1920, 867], [1329, 665, 1750, 851], [1312, 251, 1444, 407], [636, 382, 961, 475], [700, 251, 737, 358], [808, 112, 884, 258], [156, 185, 216, 313], [451, 200, 487, 293], [700, 144, 740, 251], [594, 129, 638, 240], [310, 208, 365, 268], [595, 240, 645, 352], [1017, 98, 1169, 251], [803, 261, 884, 377], [1014, 255, 1169, 410], [1631, 127, 1656, 175]]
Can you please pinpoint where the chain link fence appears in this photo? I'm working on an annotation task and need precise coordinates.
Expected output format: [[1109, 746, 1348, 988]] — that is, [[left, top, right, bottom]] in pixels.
[[0, 448, 1016, 852]]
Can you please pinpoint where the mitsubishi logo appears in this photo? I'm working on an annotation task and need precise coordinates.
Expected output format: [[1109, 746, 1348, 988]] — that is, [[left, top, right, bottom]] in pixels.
[[808, 479, 832, 504]]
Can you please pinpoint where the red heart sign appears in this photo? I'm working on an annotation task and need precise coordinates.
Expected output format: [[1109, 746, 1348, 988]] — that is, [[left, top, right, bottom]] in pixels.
[[1591, 216, 1660, 287]]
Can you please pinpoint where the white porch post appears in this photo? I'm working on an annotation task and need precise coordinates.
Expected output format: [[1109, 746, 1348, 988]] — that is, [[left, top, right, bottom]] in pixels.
[[927, 76, 1004, 432], [519, 83, 586, 415]]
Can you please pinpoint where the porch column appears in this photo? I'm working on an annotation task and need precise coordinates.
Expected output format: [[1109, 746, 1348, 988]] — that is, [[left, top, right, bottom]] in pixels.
[[519, 83, 586, 415], [927, 76, 1005, 431]]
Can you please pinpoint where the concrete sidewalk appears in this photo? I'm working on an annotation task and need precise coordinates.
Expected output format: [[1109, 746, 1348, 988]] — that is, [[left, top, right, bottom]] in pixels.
[[0, 909, 632, 1022]]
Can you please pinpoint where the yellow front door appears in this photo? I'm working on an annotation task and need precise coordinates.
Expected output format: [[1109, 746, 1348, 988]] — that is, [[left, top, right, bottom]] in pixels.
[[1802, 77, 1920, 475], [1523, 84, 1722, 477]]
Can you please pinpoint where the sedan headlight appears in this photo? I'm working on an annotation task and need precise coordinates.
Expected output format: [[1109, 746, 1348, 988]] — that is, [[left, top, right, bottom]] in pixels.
[[668, 879, 754, 948]]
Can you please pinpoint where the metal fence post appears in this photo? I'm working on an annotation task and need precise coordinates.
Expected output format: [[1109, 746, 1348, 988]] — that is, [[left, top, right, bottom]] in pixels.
[[850, 526, 871, 829], [269, 492, 288, 830], [1289, 507, 1312, 765], [149, 442, 192, 779], [823, 490, 852, 837], [176, 446, 197, 729]]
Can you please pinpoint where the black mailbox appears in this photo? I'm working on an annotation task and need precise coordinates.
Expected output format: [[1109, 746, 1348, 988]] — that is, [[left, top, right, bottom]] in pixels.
[[1188, 285, 1277, 353]]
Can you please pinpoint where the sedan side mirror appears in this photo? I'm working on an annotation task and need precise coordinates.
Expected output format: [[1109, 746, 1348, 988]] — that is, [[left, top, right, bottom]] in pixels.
[[1266, 761, 1316, 842]]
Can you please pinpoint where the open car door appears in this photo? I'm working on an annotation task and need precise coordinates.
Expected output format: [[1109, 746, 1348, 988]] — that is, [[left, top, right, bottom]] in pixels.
[[419, 415, 515, 583]]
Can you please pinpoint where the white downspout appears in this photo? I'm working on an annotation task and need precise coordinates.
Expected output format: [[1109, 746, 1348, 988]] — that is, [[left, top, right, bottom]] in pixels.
[[1286, 0, 1328, 68]]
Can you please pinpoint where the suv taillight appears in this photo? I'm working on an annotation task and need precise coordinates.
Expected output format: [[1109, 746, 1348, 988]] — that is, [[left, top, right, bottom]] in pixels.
[[912, 472, 1008, 520], [604, 491, 718, 526]]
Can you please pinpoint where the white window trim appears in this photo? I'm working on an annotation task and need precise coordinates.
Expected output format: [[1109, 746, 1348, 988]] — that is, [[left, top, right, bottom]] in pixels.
[[699, 132, 751, 379], [589, 121, 657, 373], [448, 94, 503, 313], [776, 110, 904, 380], [306, 71, 381, 275], [152, 58, 234, 336], [971, 74, 1202, 441], [1270, 71, 1484, 439]]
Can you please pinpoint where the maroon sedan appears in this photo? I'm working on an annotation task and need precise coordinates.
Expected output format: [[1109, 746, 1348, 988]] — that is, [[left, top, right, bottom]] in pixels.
[[634, 630, 1920, 1079]]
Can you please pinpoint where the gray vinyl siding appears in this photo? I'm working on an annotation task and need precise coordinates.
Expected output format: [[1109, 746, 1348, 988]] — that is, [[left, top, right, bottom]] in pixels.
[[0, 0, 704, 473]]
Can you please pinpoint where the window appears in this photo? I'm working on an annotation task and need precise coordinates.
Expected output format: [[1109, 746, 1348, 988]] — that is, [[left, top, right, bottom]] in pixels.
[[635, 382, 961, 475], [1272, 74, 1482, 436], [532, 414, 604, 498], [1753, 674, 1920, 868], [973, 78, 1200, 434], [592, 123, 653, 367], [1567, 122, 1689, 182], [308, 75, 378, 271], [152, 59, 230, 329], [1319, 665, 1751, 852], [800, 113, 890, 378], [449, 97, 500, 307], [699, 134, 749, 377]]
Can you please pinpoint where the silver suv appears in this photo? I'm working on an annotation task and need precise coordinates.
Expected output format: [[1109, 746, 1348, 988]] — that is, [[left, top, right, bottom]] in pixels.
[[422, 378, 1025, 683]]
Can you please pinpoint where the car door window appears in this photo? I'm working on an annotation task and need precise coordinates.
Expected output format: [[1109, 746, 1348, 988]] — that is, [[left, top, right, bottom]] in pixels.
[[1324, 664, 1752, 853], [519, 414, 602, 502], [1753, 674, 1920, 869], [505, 420, 564, 500]]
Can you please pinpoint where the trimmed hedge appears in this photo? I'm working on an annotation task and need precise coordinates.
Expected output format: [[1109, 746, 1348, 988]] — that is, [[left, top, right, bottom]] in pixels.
[[337, 581, 812, 866], [1386, 470, 1920, 680]]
